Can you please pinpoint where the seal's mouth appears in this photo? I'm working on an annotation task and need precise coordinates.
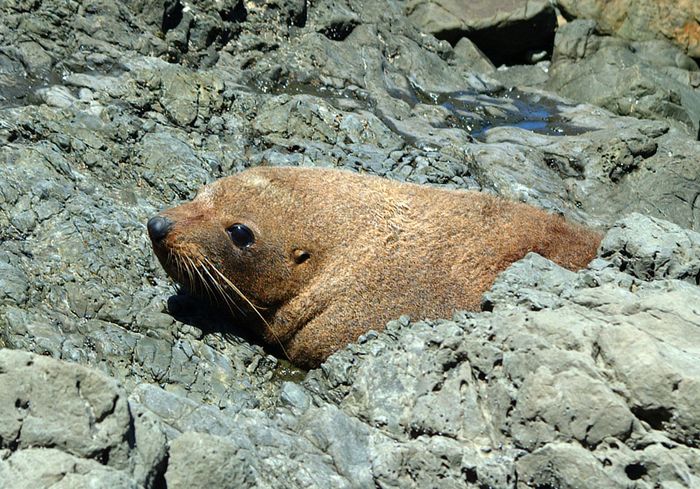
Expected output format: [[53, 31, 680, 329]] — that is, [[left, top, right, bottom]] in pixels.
[[154, 241, 256, 319], [146, 215, 218, 302]]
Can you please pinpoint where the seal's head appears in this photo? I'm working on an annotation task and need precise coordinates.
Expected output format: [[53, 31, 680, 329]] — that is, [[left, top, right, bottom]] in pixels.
[[147, 169, 321, 338]]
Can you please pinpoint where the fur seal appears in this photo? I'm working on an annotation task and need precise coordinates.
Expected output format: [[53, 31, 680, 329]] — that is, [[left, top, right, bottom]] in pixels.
[[148, 166, 602, 367]]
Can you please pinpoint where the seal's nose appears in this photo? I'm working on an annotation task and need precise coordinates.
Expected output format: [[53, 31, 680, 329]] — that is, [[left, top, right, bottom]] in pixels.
[[147, 216, 173, 242]]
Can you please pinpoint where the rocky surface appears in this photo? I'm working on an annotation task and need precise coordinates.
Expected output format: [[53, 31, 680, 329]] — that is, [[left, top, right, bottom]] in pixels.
[[557, 0, 700, 58], [547, 20, 700, 137], [405, 0, 558, 65], [1, 0, 700, 487], [3, 214, 700, 488], [490, 19, 700, 137]]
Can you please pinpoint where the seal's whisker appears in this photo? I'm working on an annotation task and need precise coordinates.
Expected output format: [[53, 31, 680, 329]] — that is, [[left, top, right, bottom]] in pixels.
[[213, 278, 247, 317], [185, 255, 204, 297], [202, 257, 263, 310], [211, 281, 244, 317], [192, 259, 217, 304], [181, 255, 196, 294], [176, 254, 192, 292], [203, 257, 290, 361], [172, 255, 187, 292], [199, 261, 247, 316], [171, 252, 183, 281]]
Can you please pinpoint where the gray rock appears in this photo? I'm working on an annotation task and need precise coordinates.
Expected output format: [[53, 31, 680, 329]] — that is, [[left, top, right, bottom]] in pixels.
[[480, 119, 700, 231], [0, 349, 132, 468], [0, 448, 140, 489], [166, 432, 258, 489], [163, 403, 367, 488], [516, 443, 621, 488], [406, 0, 557, 65], [129, 401, 169, 487], [556, 0, 700, 58], [451, 37, 495, 73], [490, 62, 550, 88], [0, 259, 29, 306], [130, 383, 244, 437], [0, 349, 168, 488], [600, 213, 700, 284], [547, 20, 700, 135]]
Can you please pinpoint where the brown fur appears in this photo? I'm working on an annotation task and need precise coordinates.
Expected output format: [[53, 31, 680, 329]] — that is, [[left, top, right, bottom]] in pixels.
[[150, 166, 602, 367]]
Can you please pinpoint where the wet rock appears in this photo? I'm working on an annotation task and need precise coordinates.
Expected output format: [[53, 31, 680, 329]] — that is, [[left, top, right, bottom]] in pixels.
[[557, 0, 700, 58]]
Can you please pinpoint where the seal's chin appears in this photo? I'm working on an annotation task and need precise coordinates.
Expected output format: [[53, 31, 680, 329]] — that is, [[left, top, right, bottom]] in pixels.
[[154, 245, 267, 324]]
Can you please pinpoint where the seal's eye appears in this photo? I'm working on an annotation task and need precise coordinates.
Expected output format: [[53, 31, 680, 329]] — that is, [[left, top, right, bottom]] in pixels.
[[226, 223, 255, 248]]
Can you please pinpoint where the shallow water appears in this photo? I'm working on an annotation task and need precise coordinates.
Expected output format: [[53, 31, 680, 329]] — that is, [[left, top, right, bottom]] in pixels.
[[436, 88, 592, 138]]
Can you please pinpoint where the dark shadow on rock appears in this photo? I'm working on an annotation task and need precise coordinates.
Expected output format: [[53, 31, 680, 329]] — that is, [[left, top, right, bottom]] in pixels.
[[165, 290, 286, 359]]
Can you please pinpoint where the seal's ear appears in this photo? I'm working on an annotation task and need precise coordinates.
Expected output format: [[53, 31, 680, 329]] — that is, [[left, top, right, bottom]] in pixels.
[[292, 249, 311, 264]]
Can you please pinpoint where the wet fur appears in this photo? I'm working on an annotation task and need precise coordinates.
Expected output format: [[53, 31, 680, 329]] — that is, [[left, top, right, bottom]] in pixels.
[[150, 166, 602, 367]]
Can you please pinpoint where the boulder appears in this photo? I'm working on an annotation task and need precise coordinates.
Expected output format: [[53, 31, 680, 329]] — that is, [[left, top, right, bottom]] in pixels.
[[406, 0, 558, 64], [557, 0, 700, 58]]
